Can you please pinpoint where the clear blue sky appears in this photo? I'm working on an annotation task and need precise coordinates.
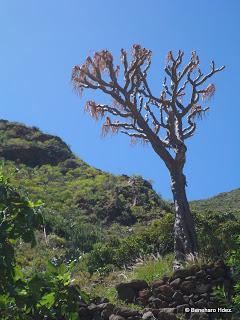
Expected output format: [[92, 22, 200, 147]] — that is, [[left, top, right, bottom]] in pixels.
[[0, 0, 239, 200]]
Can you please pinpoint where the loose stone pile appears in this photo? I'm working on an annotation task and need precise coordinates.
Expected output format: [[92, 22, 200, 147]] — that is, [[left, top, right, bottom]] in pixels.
[[78, 261, 234, 320]]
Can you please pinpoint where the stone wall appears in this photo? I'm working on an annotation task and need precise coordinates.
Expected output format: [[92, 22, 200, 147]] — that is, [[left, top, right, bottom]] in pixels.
[[78, 261, 234, 320]]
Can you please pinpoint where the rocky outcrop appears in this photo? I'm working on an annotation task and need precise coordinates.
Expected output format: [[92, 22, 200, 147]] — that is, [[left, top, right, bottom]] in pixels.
[[0, 119, 73, 166]]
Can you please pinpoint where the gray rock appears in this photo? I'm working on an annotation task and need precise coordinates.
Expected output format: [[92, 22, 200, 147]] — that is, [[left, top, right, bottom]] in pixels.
[[172, 269, 193, 280], [168, 301, 178, 308], [189, 299, 195, 307], [78, 306, 92, 320], [176, 304, 189, 313], [138, 289, 151, 302], [196, 270, 206, 279], [192, 294, 200, 302], [88, 302, 111, 313], [158, 308, 176, 314], [185, 276, 196, 281], [156, 294, 172, 303], [109, 315, 126, 320], [143, 308, 159, 316], [180, 281, 195, 295], [169, 278, 181, 289], [172, 291, 184, 304], [190, 313, 208, 320], [152, 280, 165, 288], [88, 303, 97, 311], [195, 283, 211, 294], [149, 298, 168, 308], [129, 279, 149, 290], [142, 311, 156, 319], [155, 285, 174, 298], [114, 307, 140, 318], [157, 308, 177, 320], [116, 280, 148, 303], [116, 284, 136, 302], [194, 298, 207, 308], [101, 304, 114, 319]]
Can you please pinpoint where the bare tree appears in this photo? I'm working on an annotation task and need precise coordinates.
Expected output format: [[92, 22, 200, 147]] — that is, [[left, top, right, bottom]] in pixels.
[[71, 45, 224, 266]]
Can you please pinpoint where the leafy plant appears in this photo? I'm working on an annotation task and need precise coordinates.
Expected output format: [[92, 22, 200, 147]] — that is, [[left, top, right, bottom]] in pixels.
[[196, 211, 240, 260], [0, 169, 88, 320], [81, 214, 174, 274], [0, 168, 43, 293], [228, 236, 240, 314]]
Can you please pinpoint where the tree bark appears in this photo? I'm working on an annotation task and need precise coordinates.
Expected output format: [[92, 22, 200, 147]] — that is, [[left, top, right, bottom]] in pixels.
[[170, 168, 198, 267]]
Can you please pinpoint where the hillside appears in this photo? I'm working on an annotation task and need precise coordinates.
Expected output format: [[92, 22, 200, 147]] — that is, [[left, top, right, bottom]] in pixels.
[[0, 120, 173, 269], [0, 119, 170, 228], [191, 188, 240, 215], [1, 119, 239, 274]]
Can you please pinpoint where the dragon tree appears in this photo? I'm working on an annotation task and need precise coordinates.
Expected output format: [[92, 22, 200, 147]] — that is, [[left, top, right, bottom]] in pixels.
[[71, 45, 225, 266]]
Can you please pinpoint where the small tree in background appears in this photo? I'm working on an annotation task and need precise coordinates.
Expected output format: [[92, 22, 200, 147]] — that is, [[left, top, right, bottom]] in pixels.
[[71, 45, 224, 267]]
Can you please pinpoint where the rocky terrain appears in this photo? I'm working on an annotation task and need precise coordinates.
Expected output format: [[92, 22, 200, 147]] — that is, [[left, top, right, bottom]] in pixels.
[[0, 119, 73, 166], [76, 261, 233, 319]]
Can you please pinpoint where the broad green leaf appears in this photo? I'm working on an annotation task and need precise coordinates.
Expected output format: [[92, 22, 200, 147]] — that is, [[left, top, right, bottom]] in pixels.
[[46, 261, 57, 273], [14, 265, 24, 281], [38, 292, 55, 308], [69, 312, 79, 320]]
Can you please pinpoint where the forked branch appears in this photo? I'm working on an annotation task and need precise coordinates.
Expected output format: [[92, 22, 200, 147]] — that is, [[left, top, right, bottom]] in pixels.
[[72, 45, 225, 167]]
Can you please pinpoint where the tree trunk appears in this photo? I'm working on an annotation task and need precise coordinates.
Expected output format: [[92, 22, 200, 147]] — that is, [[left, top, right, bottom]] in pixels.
[[170, 168, 198, 267]]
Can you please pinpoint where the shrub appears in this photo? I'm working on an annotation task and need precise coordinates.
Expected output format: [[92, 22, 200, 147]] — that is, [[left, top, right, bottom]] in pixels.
[[0, 169, 43, 293], [196, 211, 240, 260], [81, 213, 174, 274], [0, 169, 87, 320], [228, 236, 240, 314]]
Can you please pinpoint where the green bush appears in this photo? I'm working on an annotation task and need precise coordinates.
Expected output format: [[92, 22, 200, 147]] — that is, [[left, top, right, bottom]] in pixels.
[[0, 170, 87, 320], [81, 213, 174, 274], [0, 169, 43, 293], [196, 211, 240, 260], [228, 236, 240, 314], [0, 261, 87, 320]]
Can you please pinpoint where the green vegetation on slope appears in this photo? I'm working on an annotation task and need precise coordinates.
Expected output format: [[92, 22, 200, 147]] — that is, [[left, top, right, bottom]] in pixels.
[[0, 120, 170, 230], [0, 119, 240, 276], [0, 120, 172, 274], [191, 188, 240, 215]]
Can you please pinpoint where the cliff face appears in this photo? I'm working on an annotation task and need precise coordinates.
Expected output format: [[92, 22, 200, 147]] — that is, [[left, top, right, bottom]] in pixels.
[[0, 120, 74, 167]]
